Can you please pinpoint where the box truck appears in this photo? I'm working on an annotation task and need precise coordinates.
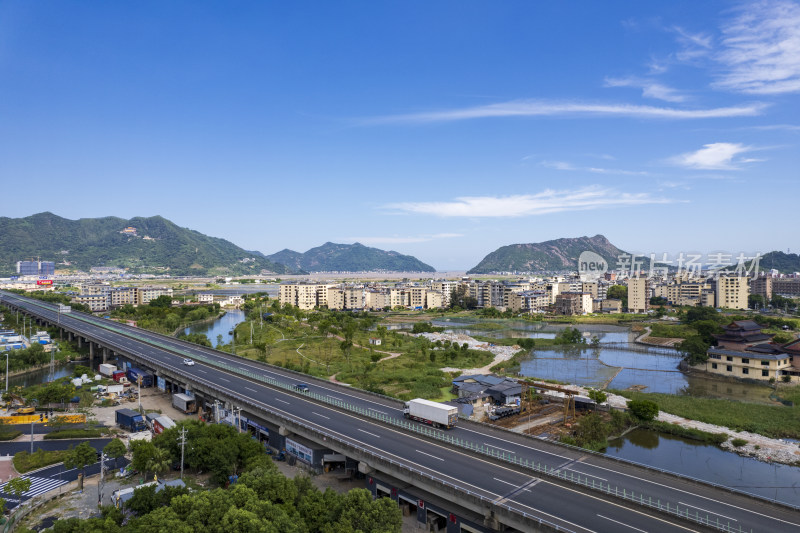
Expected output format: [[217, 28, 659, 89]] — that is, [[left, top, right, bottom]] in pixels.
[[172, 393, 196, 414], [99, 364, 117, 378], [402, 398, 458, 428], [115, 408, 146, 432]]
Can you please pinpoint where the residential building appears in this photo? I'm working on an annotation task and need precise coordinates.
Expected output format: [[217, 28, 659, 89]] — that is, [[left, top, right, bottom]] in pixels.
[[772, 278, 800, 297], [715, 276, 749, 310], [279, 282, 332, 310], [750, 276, 772, 300], [554, 292, 592, 315], [426, 290, 444, 309], [16, 260, 55, 277], [365, 290, 390, 310], [72, 293, 109, 312], [705, 347, 791, 381], [197, 293, 215, 304], [135, 286, 173, 306], [431, 280, 458, 307], [627, 277, 649, 313]]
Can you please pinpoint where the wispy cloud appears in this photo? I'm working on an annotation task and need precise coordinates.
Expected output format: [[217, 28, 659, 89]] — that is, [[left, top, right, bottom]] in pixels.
[[386, 187, 671, 218], [346, 233, 463, 245], [364, 100, 765, 124], [670, 142, 759, 170], [673, 26, 714, 61], [541, 160, 649, 176], [713, 0, 800, 94], [604, 76, 688, 102]]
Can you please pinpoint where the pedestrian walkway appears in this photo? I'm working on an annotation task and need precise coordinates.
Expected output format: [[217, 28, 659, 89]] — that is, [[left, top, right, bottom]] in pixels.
[[0, 475, 70, 501]]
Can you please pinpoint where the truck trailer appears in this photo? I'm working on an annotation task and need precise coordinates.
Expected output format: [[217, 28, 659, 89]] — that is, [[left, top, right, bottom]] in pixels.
[[126, 367, 153, 387], [402, 398, 458, 428], [99, 364, 117, 377], [172, 393, 196, 414], [115, 408, 146, 432]]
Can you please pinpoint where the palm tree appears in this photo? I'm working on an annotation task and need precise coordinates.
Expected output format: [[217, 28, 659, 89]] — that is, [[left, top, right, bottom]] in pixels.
[[145, 447, 171, 482]]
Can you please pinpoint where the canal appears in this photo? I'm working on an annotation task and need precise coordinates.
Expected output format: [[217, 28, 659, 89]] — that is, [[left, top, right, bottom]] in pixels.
[[182, 308, 247, 347]]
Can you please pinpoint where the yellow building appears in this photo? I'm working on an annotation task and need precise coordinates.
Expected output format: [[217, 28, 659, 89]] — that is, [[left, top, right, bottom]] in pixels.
[[627, 277, 648, 313], [279, 282, 332, 310], [706, 348, 790, 380], [715, 276, 749, 310]]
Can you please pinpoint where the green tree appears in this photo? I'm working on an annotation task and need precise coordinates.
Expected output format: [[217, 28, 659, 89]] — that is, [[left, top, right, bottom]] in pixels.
[[148, 295, 173, 308], [677, 335, 710, 365], [587, 389, 607, 410], [749, 294, 766, 309], [64, 441, 98, 478], [335, 488, 402, 533], [627, 399, 659, 421], [6, 476, 32, 499], [685, 306, 719, 324], [606, 285, 628, 309], [145, 447, 172, 480], [574, 413, 609, 448], [103, 438, 127, 468], [130, 440, 157, 478]]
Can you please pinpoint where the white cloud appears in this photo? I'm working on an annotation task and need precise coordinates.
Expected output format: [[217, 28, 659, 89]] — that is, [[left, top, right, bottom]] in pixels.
[[347, 233, 463, 245], [541, 160, 649, 176], [386, 187, 671, 218], [673, 26, 714, 61], [713, 1, 800, 94], [604, 76, 688, 102], [364, 100, 765, 124], [671, 142, 758, 170]]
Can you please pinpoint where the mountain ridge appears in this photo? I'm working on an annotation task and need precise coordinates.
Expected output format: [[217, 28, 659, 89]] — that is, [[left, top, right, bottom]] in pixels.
[[0, 212, 296, 276], [267, 242, 436, 272], [468, 235, 625, 274]]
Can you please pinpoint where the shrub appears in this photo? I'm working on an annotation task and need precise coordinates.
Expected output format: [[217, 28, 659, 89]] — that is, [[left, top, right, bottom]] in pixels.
[[627, 399, 659, 421], [731, 438, 748, 448]]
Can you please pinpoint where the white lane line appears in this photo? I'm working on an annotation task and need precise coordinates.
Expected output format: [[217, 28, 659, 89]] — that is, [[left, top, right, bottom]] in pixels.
[[358, 428, 380, 438], [582, 462, 800, 527], [485, 443, 516, 454], [219, 377, 230, 382], [569, 469, 606, 481], [196, 369, 207, 374], [313, 412, 330, 420], [678, 502, 737, 521], [245, 387, 258, 393], [416, 449, 444, 461], [274, 398, 289, 405], [367, 407, 388, 414], [493, 477, 532, 492], [597, 514, 647, 532]]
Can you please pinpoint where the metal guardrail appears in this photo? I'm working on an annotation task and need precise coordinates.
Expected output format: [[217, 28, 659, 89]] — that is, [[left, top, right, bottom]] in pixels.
[[1, 294, 775, 532]]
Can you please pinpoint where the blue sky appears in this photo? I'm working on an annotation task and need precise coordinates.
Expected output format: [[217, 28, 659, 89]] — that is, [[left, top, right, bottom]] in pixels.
[[1, 1, 798, 271]]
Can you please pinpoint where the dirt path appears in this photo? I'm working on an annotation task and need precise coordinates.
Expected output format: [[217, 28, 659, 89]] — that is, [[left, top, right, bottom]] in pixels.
[[635, 326, 683, 347]]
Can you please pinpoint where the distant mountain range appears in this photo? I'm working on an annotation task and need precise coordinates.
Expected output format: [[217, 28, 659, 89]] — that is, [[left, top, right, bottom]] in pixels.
[[266, 242, 436, 272], [468, 235, 625, 274], [0, 212, 295, 277], [757, 251, 800, 274]]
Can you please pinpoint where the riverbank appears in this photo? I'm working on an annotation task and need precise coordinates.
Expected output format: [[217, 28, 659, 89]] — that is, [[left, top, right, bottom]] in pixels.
[[413, 331, 524, 374]]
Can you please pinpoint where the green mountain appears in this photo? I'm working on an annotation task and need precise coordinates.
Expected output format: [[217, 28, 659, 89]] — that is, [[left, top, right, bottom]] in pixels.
[[758, 251, 800, 274], [0, 212, 296, 276], [267, 242, 436, 272], [468, 234, 625, 274]]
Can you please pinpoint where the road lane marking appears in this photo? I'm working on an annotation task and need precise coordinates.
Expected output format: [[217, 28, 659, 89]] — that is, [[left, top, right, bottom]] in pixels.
[[568, 469, 607, 481], [493, 477, 532, 492], [245, 387, 258, 393], [485, 443, 515, 454], [196, 369, 207, 374], [357, 428, 380, 438], [313, 412, 330, 420], [416, 450, 443, 461], [367, 407, 388, 414], [274, 398, 289, 405], [597, 514, 647, 532], [678, 502, 737, 521], [219, 377, 230, 382]]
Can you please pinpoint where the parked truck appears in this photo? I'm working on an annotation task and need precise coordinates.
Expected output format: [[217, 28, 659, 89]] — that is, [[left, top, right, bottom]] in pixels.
[[111, 371, 127, 383], [115, 408, 146, 432], [127, 367, 153, 388], [172, 393, 196, 414], [402, 398, 458, 429], [99, 364, 117, 378]]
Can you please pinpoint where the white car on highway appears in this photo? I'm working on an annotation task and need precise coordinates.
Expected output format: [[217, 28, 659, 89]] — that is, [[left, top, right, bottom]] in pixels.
[[183, 358, 195, 366]]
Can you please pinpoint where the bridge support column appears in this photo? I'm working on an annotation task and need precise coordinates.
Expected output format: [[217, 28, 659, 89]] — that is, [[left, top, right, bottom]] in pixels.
[[89, 342, 95, 367], [102, 347, 108, 364], [68, 331, 73, 342], [77, 337, 83, 349], [279, 426, 290, 437]]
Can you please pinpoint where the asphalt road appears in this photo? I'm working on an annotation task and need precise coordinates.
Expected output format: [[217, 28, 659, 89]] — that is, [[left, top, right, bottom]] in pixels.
[[4, 292, 800, 532]]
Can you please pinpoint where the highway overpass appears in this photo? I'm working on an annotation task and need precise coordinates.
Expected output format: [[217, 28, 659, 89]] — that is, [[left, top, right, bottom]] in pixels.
[[2, 291, 798, 533]]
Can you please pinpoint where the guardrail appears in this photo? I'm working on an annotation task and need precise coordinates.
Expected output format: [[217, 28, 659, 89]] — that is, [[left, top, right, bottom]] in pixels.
[[0, 294, 775, 531]]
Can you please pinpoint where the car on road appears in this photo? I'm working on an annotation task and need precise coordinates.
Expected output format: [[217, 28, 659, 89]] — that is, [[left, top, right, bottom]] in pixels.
[[294, 383, 310, 392], [183, 358, 195, 366]]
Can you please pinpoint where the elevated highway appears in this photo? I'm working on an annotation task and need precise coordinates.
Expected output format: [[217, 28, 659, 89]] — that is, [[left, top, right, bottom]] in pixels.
[[3, 291, 798, 533]]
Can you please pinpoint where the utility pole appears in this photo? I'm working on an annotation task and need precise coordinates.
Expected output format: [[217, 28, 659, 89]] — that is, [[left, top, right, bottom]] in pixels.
[[250, 322, 253, 345], [30, 419, 34, 454], [178, 427, 188, 480], [137, 375, 142, 413], [98, 452, 106, 506]]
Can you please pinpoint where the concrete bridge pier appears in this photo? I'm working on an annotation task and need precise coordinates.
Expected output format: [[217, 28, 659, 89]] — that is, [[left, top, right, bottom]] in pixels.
[[89, 342, 95, 367], [77, 336, 83, 349], [102, 347, 108, 364]]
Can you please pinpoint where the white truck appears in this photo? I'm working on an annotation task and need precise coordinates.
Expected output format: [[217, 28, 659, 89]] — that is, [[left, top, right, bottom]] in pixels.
[[403, 398, 458, 429], [99, 364, 117, 378]]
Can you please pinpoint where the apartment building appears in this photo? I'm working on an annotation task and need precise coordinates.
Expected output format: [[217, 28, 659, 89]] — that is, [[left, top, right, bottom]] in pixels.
[[772, 278, 800, 297], [198, 294, 215, 304], [365, 290, 390, 310], [279, 282, 332, 310], [507, 290, 549, 313], [715, 276, 749, 310], [72, 293, 109, 312], [426, 290, 444, 309], [665, 281, 712, 307], [750, 276, 772, 300], [431, 280, 458, 307], [554, 292, 592, 315], [627, 277, 649, 313], [135, 286, 174, 306], [108, 287, 136, 307], [706, 348, 791, 381]]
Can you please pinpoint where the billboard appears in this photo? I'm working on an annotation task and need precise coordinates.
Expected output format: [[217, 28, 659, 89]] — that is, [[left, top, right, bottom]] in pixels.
[[36, 280, 53, 286]]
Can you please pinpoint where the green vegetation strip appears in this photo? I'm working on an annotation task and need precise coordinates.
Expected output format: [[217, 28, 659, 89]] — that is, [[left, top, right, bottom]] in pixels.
[[613, 390, 800, 439], [0, 430, 22, 441], [44, 428, 106, 440], [13, 449, 69, 473]]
